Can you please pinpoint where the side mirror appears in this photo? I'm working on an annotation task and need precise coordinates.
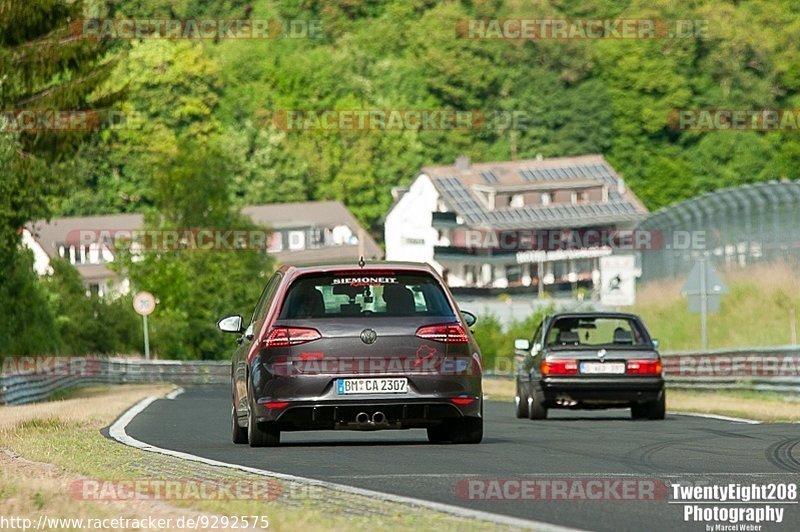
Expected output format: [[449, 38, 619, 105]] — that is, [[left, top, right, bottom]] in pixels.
[[461, 310, 477, 328], [514, 338, 530, 351], [217, 315, 245, 334], [652, 338, 660, 350]]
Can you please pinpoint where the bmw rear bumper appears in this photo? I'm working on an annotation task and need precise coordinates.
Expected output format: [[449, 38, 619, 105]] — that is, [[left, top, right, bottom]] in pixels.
[[541, 376, 664, 406]]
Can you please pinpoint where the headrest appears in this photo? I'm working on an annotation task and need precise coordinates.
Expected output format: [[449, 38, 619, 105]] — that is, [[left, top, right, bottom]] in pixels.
[[557, 330, 580, 345]]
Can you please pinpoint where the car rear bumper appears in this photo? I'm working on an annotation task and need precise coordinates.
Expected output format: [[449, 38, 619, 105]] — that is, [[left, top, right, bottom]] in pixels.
[[254, 397, 482, 429], [541, 376, 664, 405]]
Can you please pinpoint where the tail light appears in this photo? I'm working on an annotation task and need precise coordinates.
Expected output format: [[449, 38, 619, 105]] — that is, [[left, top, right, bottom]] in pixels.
[[451, 397, 475, 406], [541, 359, 578, 375], [416, 324, 468, 343], [626, 359, 663, 375], [265, 327, 321, 347]]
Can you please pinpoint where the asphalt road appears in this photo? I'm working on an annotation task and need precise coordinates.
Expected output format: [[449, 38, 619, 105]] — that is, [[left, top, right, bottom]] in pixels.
[[125, 386, 800, 531]]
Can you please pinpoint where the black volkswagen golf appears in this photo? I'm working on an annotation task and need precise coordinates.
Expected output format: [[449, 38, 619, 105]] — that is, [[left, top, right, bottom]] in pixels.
[[514, 312, 665, 420], [218, 262, 483, 447]]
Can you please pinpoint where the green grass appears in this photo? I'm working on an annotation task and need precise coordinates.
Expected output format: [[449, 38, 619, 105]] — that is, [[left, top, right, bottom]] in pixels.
[[633, 262, 800, 351]]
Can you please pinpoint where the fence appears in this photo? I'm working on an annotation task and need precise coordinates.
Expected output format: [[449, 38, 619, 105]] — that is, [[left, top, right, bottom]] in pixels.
[[637, 181, 800, 283], [1, 349, 799, 405]]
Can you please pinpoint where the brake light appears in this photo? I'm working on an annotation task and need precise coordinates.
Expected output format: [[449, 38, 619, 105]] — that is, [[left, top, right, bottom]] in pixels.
[[541, 359, 578, 375], [263, 401, 289, 409], [451, 397, 475, 405], [626, 359, 663, 375], [265, 327, 321, 347], [415, 324, 468, 343]]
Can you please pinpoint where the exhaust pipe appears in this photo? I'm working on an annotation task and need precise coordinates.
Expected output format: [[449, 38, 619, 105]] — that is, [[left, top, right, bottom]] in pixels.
[[355, 412, 370, 424], [371, 411, 386, 424]]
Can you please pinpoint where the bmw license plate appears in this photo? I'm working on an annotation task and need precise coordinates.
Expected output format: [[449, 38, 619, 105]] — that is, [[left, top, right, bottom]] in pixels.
[[337, 378, 408, 395], [580, 362, 626, 374]]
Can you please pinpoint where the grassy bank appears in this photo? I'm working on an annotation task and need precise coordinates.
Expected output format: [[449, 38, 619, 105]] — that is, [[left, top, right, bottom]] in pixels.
[[0, 386, 505, 532], [633, 262, 800, 351]]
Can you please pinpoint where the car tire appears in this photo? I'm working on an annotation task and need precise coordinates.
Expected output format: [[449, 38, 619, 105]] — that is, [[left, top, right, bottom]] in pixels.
[[631, 392, 666, 420], [247, 388, 280, 447], [232, 404, 248, 444], [427, 417, 483, 444], [527, 387, 548, 420], [514, 381, 529, 419], [451, 417, 483, 444], [426, 423, 450, 443]]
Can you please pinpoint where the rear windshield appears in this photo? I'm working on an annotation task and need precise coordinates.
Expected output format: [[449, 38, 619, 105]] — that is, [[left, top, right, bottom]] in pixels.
[[279, 272, 456, 319], [546, 316, 650, 348]]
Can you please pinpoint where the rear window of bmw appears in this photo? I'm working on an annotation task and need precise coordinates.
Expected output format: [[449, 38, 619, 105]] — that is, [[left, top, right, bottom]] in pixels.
[[278, 272, 456, 319], [546, 316, 650, 349]]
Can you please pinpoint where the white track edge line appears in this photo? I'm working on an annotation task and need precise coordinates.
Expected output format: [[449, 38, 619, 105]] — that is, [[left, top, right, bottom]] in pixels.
[[670, 411, 762, 424], [165, 387, 185, 400], [109, 395, 581, 532]]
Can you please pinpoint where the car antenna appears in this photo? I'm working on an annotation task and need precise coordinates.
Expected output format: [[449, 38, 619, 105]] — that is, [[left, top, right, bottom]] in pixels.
[[358, 256, 365, 268]]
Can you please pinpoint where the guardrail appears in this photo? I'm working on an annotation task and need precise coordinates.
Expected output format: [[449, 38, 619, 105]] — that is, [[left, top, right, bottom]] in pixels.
[[0, 357, 228, 405], [1, 347, 799, 405], [659, 346, 800, 393]]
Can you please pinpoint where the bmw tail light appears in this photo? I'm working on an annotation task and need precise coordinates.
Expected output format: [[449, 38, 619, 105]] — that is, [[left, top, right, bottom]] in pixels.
[[265, 327, 321, 347], [415, 324, 468, 343], [626, 359, 663, 375], [541, 359, 578, 375]]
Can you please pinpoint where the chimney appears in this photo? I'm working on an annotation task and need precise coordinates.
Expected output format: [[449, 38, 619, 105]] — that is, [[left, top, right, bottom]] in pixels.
[[455, 155, 470, 172]]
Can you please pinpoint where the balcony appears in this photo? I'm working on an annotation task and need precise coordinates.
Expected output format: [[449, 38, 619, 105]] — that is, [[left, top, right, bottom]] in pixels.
[[431, 211, 464, 229], [433, 245, 518, 264]]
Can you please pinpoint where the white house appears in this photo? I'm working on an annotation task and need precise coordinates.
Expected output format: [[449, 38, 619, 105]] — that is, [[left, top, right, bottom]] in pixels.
[[385, 154, 648, 294], [24, 201, 381, 297]]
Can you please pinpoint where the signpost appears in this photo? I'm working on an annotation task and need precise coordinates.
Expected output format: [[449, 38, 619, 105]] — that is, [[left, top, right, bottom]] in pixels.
[[600, 255, 636, 306], [133, 291, 156, 360], [681, 258, 727, 349]]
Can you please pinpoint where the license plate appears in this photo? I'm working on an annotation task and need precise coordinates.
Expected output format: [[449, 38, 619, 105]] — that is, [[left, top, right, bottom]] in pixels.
[[337, 378, 408, 395], [580, 362, 626, 374]]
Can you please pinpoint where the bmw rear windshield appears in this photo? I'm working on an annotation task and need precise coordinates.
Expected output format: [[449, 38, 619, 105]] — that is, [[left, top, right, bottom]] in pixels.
[[278, 272, 456, 319], [546, 315, 651, 349]]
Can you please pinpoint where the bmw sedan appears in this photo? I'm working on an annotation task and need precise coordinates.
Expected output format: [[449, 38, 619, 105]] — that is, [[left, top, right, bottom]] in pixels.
[[218, 262, 483, 446], [514, 312, 665, 420]]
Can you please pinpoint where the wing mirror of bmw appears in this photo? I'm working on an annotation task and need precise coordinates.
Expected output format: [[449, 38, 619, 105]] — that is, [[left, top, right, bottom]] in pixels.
[[461, 310, 478, 328], [652, 338, 660, 350], [514, 338, 530, 351], [217, 315, 245, 334]]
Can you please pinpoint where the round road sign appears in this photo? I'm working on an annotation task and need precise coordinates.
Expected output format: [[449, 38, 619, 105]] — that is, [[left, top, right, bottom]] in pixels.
[[133, 291, 156, 316]]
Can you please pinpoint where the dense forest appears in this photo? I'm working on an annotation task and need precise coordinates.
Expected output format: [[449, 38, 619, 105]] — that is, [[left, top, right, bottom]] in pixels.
[[2, 0, 799, 358]]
